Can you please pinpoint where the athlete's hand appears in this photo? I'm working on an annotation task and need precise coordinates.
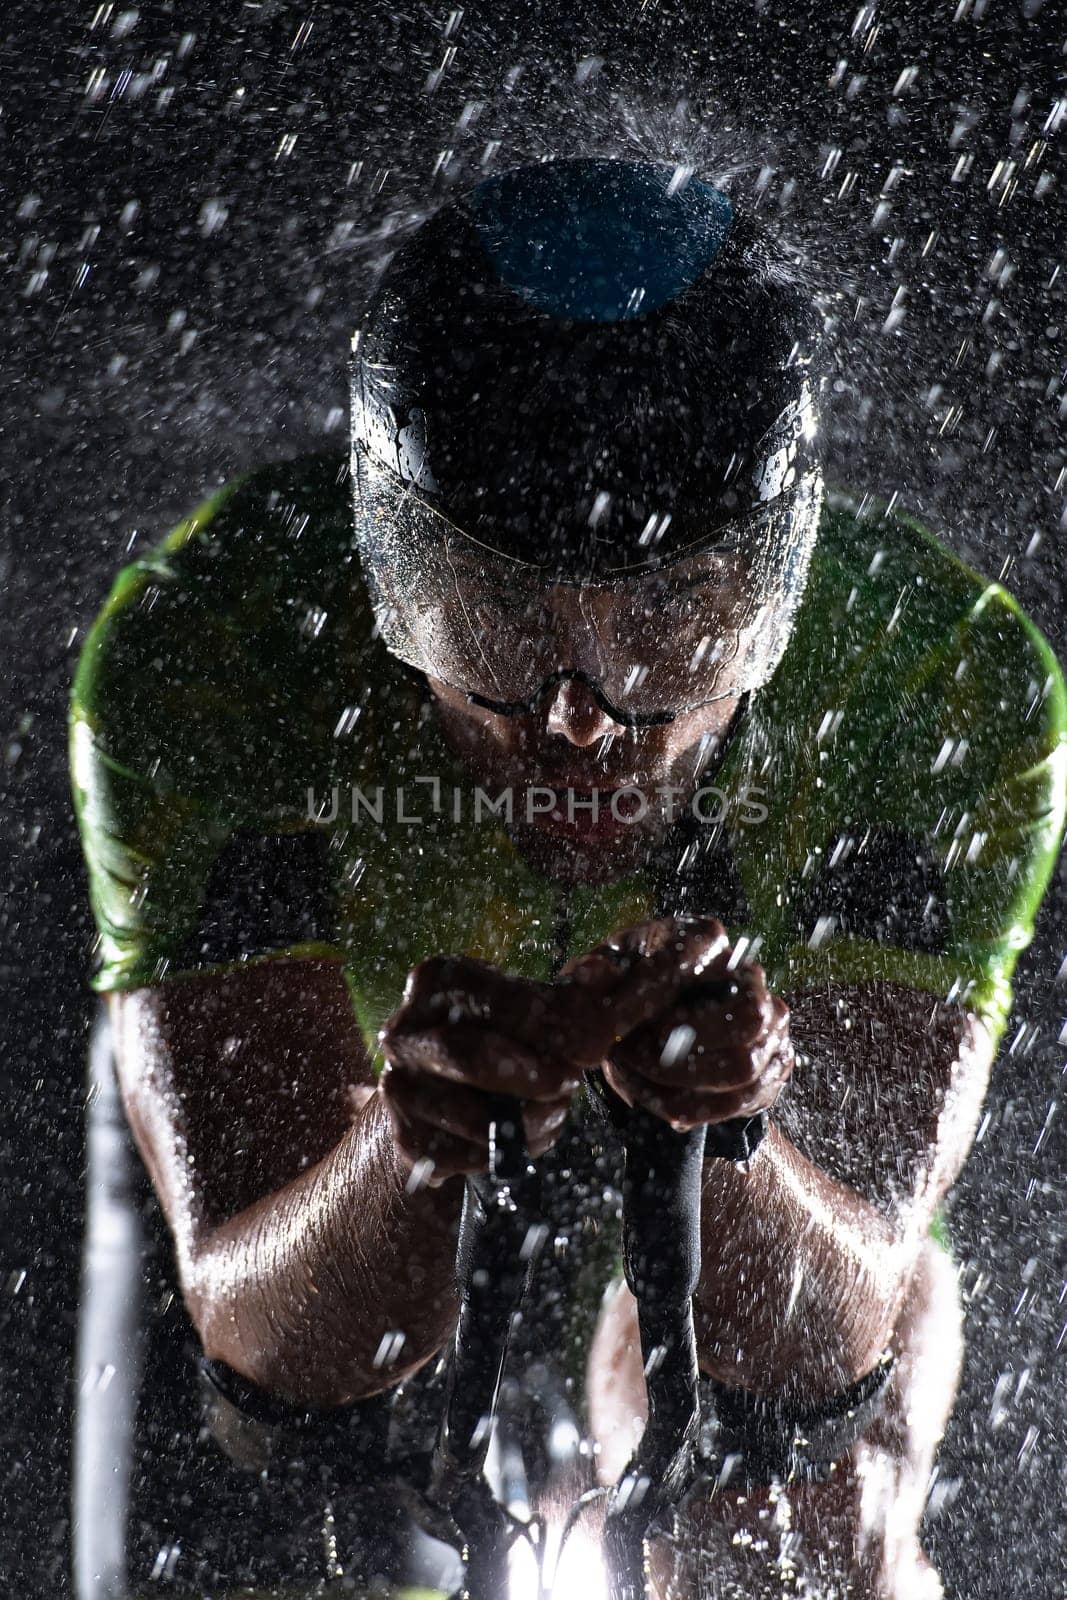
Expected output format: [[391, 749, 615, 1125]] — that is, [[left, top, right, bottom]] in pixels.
[[564, 916, 794, 1132], [378, 957, 577, 1184], [379, 930, 721, 1183]]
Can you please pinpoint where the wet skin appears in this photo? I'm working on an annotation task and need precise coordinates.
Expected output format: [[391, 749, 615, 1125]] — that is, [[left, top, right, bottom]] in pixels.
[[109, 653, 995, 1599], [425, 672, 743, 884]]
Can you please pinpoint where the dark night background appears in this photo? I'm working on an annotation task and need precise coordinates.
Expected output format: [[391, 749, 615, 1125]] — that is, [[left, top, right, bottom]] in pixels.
[[2, 1, 1065, 1594]]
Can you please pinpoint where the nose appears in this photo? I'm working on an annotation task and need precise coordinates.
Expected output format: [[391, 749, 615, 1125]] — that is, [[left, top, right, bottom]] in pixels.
[[545, 678, 625, 747]]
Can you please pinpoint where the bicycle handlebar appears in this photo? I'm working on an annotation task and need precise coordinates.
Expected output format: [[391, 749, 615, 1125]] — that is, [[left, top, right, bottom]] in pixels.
[[433, 979, 768, 1600], [435, 1097, 541, 1482]]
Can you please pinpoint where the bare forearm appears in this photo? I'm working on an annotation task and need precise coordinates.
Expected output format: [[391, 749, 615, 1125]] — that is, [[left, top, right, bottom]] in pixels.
[[694, 1125, 912, 1402], [185, 1096, 463, 1406], [693, 986, 993, 1401]]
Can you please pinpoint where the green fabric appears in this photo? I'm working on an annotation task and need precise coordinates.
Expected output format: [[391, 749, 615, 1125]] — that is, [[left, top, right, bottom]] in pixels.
[[733, 497, 1067, 1037], [929, 1204, 953, 1256], [70, 454, 1067, 1061]]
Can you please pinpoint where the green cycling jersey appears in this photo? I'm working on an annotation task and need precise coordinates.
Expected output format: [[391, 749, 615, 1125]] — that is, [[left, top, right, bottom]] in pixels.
[[68, 453, 1067, 1597], [70, 452, 1066, 1061]]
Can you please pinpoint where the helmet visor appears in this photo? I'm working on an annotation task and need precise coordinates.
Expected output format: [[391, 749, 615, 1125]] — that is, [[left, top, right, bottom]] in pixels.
[[356, 469, 822, 722]]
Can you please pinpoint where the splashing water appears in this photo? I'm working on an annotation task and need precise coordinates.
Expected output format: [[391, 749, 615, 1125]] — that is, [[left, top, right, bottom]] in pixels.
[[508, 1521, 610, 1600]]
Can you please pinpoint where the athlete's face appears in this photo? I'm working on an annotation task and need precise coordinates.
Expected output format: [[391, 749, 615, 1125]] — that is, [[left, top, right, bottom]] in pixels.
[[427, 671, 742, 885]]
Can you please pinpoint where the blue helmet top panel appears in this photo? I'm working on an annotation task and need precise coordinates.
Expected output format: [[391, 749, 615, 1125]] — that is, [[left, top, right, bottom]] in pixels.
[[468, 159, 734, 324]]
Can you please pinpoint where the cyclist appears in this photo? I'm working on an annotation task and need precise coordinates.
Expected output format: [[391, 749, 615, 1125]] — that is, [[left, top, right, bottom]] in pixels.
[[71, 158, 1065, 1597]]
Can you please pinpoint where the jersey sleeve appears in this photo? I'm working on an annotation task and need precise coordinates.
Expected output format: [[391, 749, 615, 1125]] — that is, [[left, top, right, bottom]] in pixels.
[[772, 520, 1067, 1045], [920, 584, 1066, 1034], [69, 460, 353, 993]]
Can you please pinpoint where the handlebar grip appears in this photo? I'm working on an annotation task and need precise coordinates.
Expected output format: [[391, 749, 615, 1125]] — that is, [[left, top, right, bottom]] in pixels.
[[438, 1096, 542, 1478], [619, 1106, 706, 1309], [485, 1094, 527, 1186], [610, 1102, 707, 1551]]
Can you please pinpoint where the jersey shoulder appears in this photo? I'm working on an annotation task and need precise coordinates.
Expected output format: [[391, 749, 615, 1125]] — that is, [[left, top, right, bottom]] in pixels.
[[70, 451, 362, 816], [744, 493, 1066, 1030], [788, 491, 1067, 807], [68, 451, 398, 992]]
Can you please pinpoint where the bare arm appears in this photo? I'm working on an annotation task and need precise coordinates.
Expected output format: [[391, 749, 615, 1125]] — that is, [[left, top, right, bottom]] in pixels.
[[110, 957, 464, 1408], [693, 981, 994, 1401]]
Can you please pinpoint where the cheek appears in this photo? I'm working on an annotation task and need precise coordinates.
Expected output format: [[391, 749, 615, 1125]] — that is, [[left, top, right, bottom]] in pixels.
[[657, 712, 729, 780], [621, 726, 677, 781], [469, 711, 539, 780], [430, 685, 516, 772]]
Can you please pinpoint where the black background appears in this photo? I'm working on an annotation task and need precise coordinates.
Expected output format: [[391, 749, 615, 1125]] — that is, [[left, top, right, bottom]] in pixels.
[[2, 1, 1065, 1593]]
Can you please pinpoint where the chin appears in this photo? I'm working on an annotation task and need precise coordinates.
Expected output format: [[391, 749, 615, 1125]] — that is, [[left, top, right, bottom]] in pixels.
[[506, 820, 659, 886]]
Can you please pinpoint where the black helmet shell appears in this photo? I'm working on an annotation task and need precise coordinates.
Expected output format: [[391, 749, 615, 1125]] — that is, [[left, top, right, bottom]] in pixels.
[[352, 158, 821, 578]]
